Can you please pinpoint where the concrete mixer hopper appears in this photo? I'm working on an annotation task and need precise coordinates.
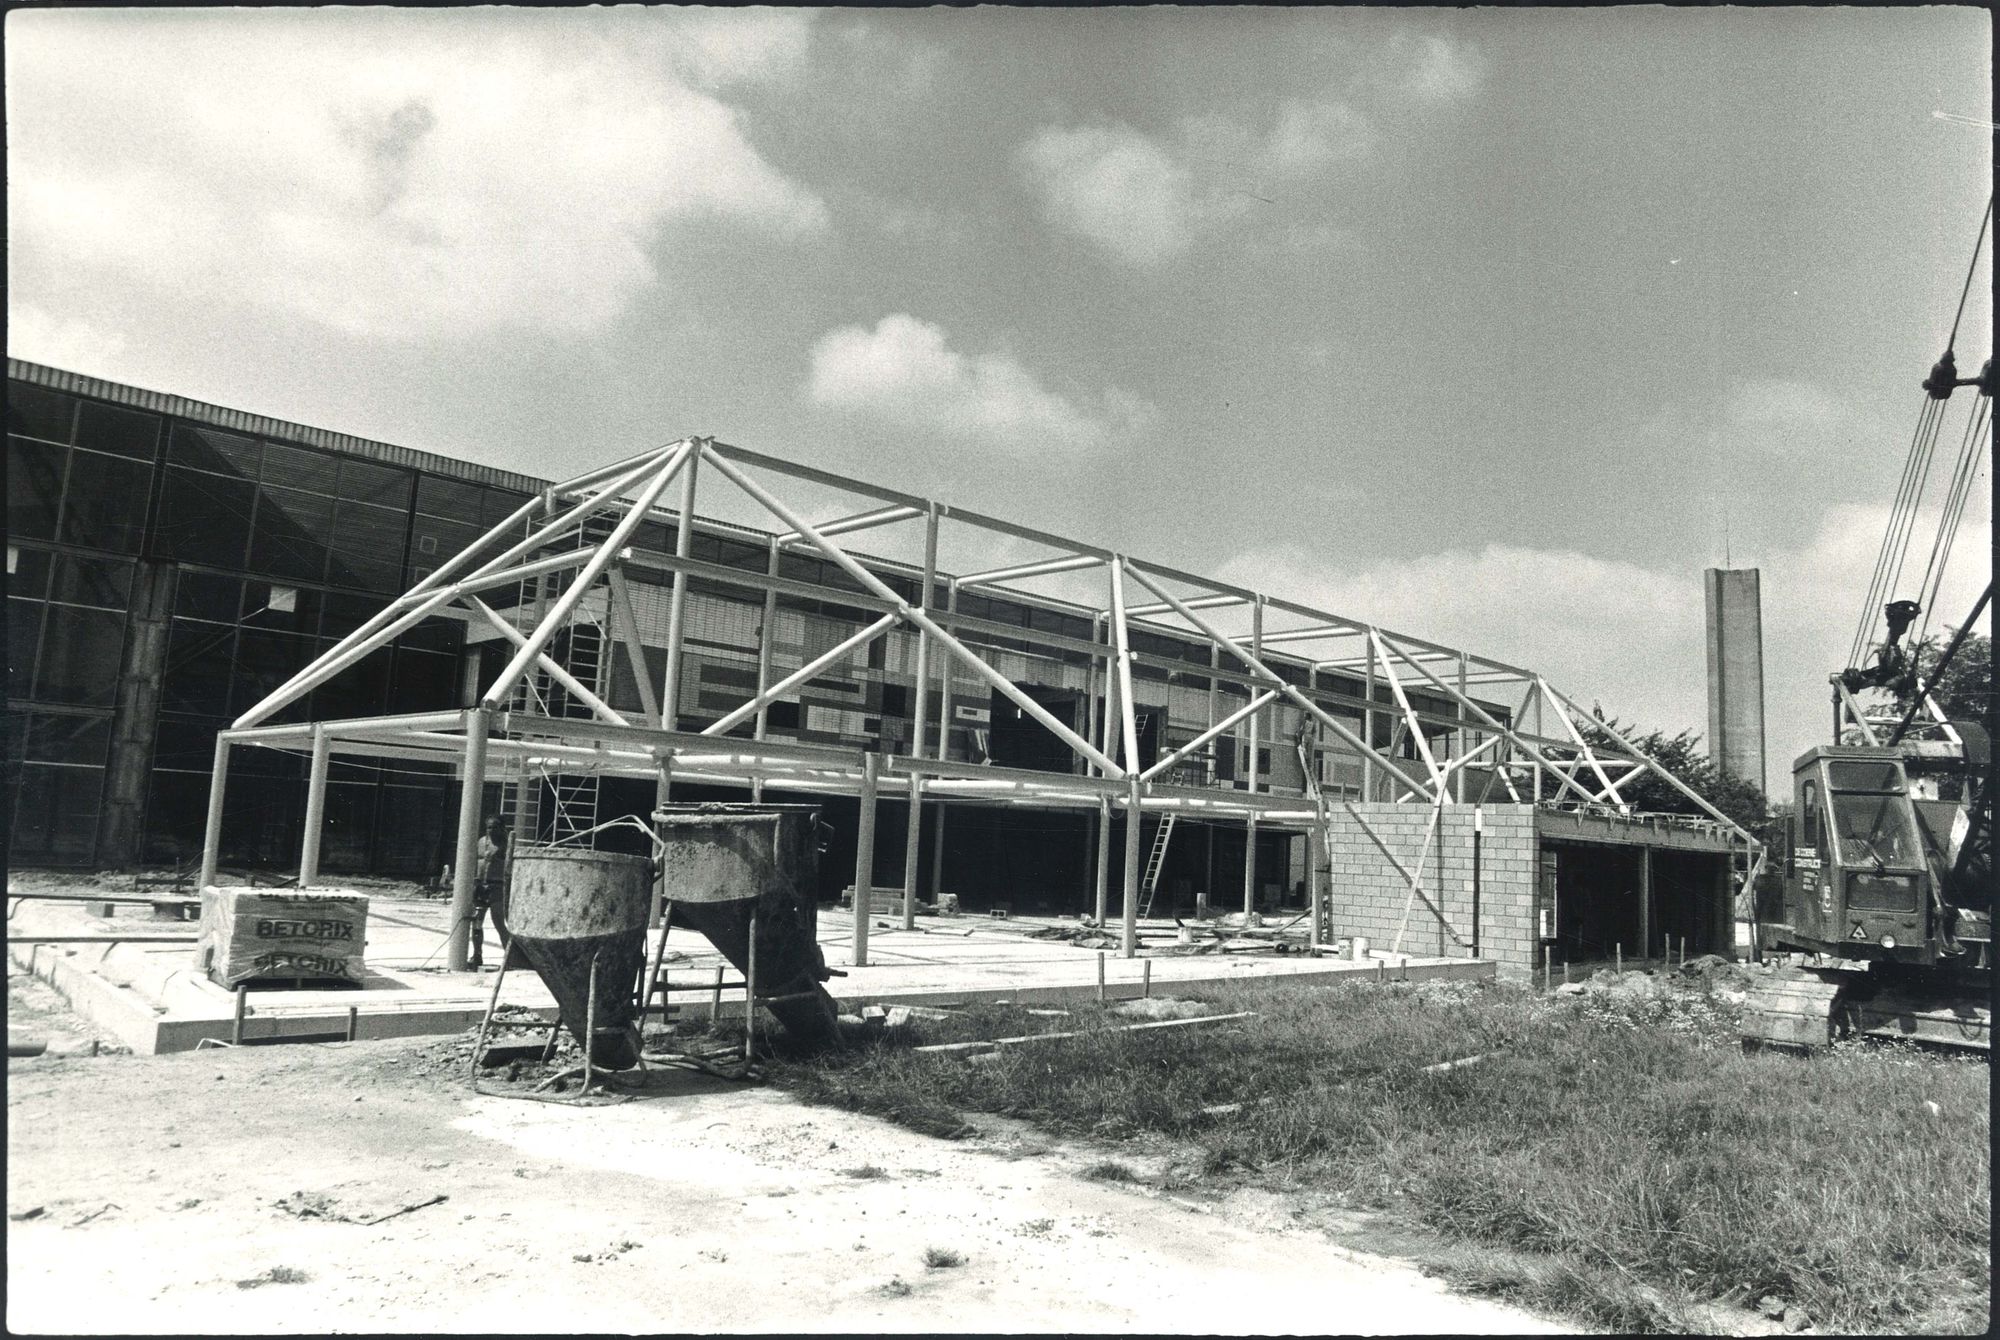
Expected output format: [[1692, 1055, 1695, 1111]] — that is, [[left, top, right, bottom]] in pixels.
[[655, 803, 844, 1052]]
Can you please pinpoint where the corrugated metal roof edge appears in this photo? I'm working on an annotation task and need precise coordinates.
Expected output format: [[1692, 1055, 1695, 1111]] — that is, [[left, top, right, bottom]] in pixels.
[[8, 357, 549, 497]]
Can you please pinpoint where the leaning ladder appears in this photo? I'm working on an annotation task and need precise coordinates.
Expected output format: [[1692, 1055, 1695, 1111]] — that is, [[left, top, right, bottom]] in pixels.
[[1137, 814, 1176, 918]]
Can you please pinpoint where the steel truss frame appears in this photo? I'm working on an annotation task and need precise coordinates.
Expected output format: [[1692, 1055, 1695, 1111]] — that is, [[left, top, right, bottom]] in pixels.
[[203, 437, 1761, 967]]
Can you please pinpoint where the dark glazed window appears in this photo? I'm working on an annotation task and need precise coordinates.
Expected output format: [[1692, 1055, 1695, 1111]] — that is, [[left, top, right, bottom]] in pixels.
[[319, 592, 382, 639], [161, 620, 237, 716], [231, 627, 311, 716], [10, 764, 105, 863], [33, 606, 128, 707], [60, 450, 152, 554], [8, 437, 66, 541], [8, 599, 44, 700], [174, 570, 242, 623], [6, 384, 76, 442], [341, 458, 412, 508], [150, 718, 220, 772], [74, 402, 162, 461], [260, 442, 343, 494], [415, 475, 484, 522], [51, 555, 134, 610], [167, 424, 261, 476], [310, 644, 392, 720], [326, 500, 407, 592], [156, 470, 256, 568], [249, 485, 335, 583], [23, 712, 112, 766], [1827, 760, 1905, 792], [482, 488, 531, 526], [387, 647, 456, 712], [10, 545, 55, 600]]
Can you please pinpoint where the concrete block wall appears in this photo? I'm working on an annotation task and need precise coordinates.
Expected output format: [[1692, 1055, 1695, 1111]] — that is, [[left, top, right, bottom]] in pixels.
[[1322, 803, 1540, 978]]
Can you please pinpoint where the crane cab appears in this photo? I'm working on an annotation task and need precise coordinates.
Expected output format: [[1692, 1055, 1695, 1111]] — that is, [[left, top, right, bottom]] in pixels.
[[1778, 745, 1938, 963]]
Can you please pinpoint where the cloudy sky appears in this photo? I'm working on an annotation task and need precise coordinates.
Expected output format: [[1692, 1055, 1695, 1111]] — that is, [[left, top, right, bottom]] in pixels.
[[8, 6, 1992, 786]]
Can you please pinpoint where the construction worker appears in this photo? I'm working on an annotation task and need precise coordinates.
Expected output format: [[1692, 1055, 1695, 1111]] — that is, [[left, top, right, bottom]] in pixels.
[[470, 817, 512, 970]]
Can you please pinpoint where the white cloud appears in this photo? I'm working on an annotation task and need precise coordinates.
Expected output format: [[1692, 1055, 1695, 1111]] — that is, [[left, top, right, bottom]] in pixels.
[[1019, 36, 1464, 269], [1718, 379, 1854, 451], [649, 8, 816, 89], [806, 313, 1155, 452], [6, 10, 828, 342], [1260, 98, 1376, 177], [1018, 107, 1375, 267], [1017, 125, 1204, 266], [1215, 488, 1990, 796], [7, 304, 128, 373], [1378, 33, 1487, 104]]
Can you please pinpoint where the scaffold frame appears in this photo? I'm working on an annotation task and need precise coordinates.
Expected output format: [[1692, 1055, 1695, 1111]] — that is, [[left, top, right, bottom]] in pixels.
[[205, 436, 1762, 967]]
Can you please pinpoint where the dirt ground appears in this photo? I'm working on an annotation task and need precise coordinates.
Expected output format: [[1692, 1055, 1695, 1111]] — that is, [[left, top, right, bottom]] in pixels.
[[6, 1033, 1571, 1335], [8, 967, 128, 1059]]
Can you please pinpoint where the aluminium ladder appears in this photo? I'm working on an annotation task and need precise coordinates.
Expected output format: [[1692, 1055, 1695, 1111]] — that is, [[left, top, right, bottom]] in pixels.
[[1137, 813, 1176, 918]]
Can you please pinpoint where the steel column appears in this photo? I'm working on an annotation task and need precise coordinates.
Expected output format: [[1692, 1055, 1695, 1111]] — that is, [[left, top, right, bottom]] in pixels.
[[900, 773, 923, 930], [659, 444, 702, 731], [1094, 796, 1112, 925], [447, 707, 491, 972], [299, 726, 332, 887], [750, 537, 781, 802], [654, 447, 702, 830], [1121, 777, 1142, 957], [1246, 596, 1263, 795], [852, 751, 881, 967], [1243, 815, 1258, 916], [1639, 842, 1653, 966], [198, 736, 232, 891], [1363, 638, 1378, 801], [1109, 559, 1141, 771]]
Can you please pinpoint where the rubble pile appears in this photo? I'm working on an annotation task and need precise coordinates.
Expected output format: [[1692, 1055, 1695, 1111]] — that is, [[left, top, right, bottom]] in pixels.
[[1550, 957, 1757, 1044]]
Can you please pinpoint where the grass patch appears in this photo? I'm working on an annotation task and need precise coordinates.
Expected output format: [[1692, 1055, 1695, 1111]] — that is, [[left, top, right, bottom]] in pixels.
[[922, 1245, 965, 1270], [236, 1265, 309, 1289], [1079, 1159, 1142, 1183], [840, 1164, 889, 1180], [774, 977, 1989, 1333]]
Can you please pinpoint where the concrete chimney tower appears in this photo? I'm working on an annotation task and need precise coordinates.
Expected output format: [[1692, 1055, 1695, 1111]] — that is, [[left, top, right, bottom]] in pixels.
[[1703, 568, 1766, 794]]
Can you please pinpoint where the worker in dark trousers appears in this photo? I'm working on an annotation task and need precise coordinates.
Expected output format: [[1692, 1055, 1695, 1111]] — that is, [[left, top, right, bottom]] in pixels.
[[470, 817, 512, 970]]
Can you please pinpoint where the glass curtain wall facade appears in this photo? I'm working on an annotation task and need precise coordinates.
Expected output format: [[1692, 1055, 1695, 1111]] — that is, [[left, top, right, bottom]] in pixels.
[[6, 370, 534, 873]]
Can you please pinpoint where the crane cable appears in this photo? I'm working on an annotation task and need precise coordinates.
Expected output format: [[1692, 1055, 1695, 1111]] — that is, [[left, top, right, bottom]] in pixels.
[[1912, 392, 1992, 649], [1847, 195, 1992, 669], [1945, 195, 1993, 353], [1850, 396, 1948, 667]]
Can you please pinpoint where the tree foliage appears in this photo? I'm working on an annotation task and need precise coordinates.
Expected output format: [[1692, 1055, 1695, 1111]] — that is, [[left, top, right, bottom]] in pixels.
[[1891, 626, 1991, 725], [1581, 718, 1770, 833]]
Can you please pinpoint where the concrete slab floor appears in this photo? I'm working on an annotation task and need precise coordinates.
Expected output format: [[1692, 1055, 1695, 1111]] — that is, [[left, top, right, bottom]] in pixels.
[[5, 888, 1493, 1054]]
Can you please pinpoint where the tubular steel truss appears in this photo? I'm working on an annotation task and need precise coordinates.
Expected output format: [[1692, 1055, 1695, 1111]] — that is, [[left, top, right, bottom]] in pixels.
[[203, 436, 1762, 966]]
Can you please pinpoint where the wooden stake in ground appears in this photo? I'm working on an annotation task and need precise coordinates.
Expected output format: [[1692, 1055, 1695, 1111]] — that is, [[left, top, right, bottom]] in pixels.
[[1097, 951, 1106, 1004]]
